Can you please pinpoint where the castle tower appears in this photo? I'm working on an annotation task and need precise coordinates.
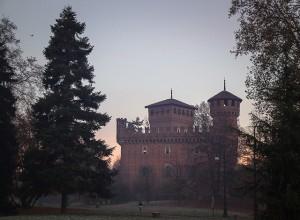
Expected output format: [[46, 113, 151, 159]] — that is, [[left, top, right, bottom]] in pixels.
[[145, 92, 196, 134], [207, 80, 242, 167], [116, 85, 243, 198], [116, 93, 198, 197]]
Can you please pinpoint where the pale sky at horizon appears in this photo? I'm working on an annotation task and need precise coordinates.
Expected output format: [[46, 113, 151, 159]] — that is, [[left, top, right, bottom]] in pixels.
[[1, 0, 252, 163]]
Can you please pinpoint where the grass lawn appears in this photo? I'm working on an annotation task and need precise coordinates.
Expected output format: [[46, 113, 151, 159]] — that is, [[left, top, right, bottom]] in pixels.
[[0, 201, 253, 220]]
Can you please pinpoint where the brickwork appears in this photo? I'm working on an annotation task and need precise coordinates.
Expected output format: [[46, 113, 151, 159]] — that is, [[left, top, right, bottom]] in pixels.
[[117, 88, 242, 195]]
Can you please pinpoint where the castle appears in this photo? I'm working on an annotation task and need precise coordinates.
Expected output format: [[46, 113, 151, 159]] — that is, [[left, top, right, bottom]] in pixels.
[[116, 84, 242, 198]]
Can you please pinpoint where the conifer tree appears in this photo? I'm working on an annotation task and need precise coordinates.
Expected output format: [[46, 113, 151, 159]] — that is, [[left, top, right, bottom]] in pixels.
[[31, 7, 113, 212], [0, 28, 18, 215]]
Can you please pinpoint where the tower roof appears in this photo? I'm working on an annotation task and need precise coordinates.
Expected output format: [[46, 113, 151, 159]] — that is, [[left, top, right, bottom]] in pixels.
[[145, 98, 196, 110], [208, 90, 242, 102]]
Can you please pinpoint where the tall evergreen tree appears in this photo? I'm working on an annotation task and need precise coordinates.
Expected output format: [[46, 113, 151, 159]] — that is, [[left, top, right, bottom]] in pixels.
[[31, 7, 113, 212], [230, 0, 300, 219], [0, 27, 18, 215]]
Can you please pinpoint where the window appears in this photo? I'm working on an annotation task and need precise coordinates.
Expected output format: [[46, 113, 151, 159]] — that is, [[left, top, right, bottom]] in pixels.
[[164, 164, 173, 177], [231, 100, 235, 106], [184, 128, 188, 133], [140, 166, 151, 177], [142, 146, 147, 154], [177, 127, 180, 133], [224, 100, 228, 106], [165, 145, 171, 154]]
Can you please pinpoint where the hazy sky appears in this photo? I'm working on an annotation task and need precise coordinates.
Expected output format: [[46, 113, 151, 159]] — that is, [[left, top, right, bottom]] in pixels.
[[1, 0, 252, 162]]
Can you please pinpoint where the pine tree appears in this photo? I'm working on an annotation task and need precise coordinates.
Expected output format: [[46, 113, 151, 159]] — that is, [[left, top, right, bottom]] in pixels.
[[0, 35, 18, 214], [31, 7, 113, 212]]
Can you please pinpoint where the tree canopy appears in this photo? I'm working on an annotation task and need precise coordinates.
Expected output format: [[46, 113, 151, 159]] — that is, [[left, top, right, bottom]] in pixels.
[[24, 7, 114, 212], [0, 18, 18, 215], [230, 1, 300, 219]]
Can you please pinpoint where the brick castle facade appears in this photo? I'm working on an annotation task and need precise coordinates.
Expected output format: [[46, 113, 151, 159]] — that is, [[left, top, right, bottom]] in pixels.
[[116, 85, 242, 197]]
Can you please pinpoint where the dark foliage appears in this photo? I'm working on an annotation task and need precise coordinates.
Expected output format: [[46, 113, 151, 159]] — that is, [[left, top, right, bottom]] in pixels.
[[230, 1, 300, 219], [22, 7, 114, 212], [0, 31, 18, 215]]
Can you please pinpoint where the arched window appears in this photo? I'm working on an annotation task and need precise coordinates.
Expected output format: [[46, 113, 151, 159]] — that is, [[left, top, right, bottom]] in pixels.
[[142, 145, 147, 154], [165, 145, 171, 154], [224, 99, 228, 106], [140, 166, 151, 177], [164, 164, 174, 177]]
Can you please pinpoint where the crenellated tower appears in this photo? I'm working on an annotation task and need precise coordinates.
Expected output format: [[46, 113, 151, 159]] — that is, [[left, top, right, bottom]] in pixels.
[[207, 80, 242, 167]]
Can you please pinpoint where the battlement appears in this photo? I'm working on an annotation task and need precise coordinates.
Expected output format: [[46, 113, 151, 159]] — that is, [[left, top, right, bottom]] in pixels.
[[116, 117, 207, 145], [118, 89, 242, 194], [209, 99, 240, 117]]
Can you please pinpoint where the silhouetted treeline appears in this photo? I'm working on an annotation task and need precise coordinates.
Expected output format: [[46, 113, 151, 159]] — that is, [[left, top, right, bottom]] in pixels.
[[0, 7, 114, 215], [230, 1, 300, 219]]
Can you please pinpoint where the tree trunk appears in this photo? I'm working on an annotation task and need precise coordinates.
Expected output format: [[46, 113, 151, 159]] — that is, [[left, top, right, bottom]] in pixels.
[[60, 192, 68, 214]]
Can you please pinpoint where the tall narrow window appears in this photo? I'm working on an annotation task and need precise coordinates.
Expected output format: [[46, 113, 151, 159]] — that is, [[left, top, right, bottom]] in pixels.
[[165, 146, 171, 154], [224, 100, 228, 106], [142, 146, 147, 154], [164, 164, 173, 177]]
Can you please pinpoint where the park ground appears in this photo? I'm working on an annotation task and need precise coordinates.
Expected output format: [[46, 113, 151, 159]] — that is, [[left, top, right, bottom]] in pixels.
[[0, 201, 253, 220]]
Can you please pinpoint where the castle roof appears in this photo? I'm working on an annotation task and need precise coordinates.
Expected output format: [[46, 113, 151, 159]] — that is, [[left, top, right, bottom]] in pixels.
[[208, 90, 242, 102], [145, 98, 196, 110]]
